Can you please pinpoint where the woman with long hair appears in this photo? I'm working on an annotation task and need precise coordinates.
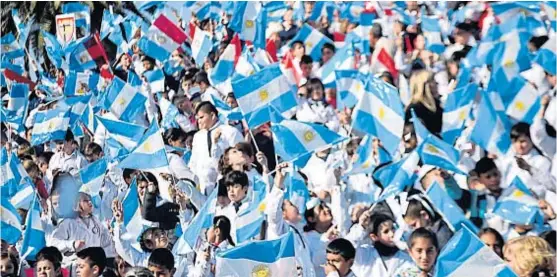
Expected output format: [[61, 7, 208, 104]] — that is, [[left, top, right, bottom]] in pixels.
[[405, 70, 443, 135]]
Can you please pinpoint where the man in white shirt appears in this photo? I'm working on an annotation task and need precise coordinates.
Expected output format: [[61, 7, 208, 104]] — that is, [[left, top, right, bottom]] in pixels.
[[47, 130, 87, 183], [189, 102, 243, 195]]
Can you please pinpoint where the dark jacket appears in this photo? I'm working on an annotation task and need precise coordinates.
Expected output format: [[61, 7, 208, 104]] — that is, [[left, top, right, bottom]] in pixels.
[[405, 99, 443, 136], [141, 190, 180, 230]]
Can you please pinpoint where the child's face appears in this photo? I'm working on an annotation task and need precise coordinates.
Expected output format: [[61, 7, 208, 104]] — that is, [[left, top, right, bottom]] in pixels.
[[372, 221, 396, 247], [148, 265, 174, 277], [282, 200, 301, 224], [409, 237, 438, 272], [480, 232, 502, 258], [404, 213, 430, 230], [478, 168, 501, 192], [1, 257, 15, 276], [512, 135, 533, 155], [325, 253, 353, 277]]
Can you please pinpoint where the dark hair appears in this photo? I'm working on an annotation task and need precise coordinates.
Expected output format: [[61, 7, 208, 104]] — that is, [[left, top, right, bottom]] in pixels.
[[193, 71, 209, 85], [404, 195, 438, 222], [163, 128, 187, 145], [306, 78, 325, 101], [326, 238, 356, 261], [371, 23, 383, 39], [408, 227, 439, 250], [345, 138, 363, 157], [303, 202, 330, 232], [36, 248, 62, 276], [37, 152, 54, 166], [474, 157, 498, 175], [235, 142, 254, 158], [321, 42, 335, 54], [380, 71, 394, 86], [217, 178, 228, 198], [478, 227, 504, 248], [218, 147, 235, 175], [2, 252, 18, 276], [124, 267, 154, 277], [213, 216, 235, 246], [510, 122, 531, 141], [84, 142, 103, 157], [223, 171, 249, 188], [148, 248, 174, 270], [137, 172, 158, 187], [139, 227, 166, 252], [123, 168, 137, 181], [540, 230, 556, 251], [300, 55, 313, 65], [64, 129, 74, 142], [77, 247, 107, 273], [291, 40, 304, 49], [369, 213, 394, 235], [195, 101, 218, 117]]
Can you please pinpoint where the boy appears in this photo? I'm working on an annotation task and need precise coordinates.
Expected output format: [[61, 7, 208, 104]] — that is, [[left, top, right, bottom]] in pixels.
[[324, 238, 357, 277], [147, 248, 175, 277]]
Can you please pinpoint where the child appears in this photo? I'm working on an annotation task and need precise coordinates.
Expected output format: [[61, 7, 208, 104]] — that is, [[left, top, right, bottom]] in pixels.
[[478, 227, 505, 258], [324, 238, 357, 277], [395, 228, 439, 277], [147, 248, 175, 277], [190, 216, 235, 277], [352, 213, 413, 276], [403, 194, 453, 249]]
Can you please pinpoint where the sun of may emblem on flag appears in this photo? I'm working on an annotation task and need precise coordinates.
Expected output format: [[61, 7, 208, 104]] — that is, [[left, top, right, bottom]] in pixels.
[[362, 160, 372, 168], [303, 130, 314, 142], [48, 121, 55, 131], [251, 264, 271, 277], [355, 82, 362, 92], [514, 101, 526, 112], [258, 202, 266, 213], [504, 59, 514, 67], [512, 189, 525, 198], [117, 97, 127, 106], [79, 52, 89, 64], [459, 110, 467, 121], [306, 41, 313, 50], [425, 144, 440, 154], [259, 89, 269, 101], [3, 45, 11, 52], [245, 20, 254, 28], [378, 106, 386, 120], [142, 141, 151, 152]]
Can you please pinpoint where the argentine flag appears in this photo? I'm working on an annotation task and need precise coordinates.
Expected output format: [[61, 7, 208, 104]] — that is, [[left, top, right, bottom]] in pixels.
[[62, 2, 91, 35], [352, 76, 405, 155], [78, 158, 107, 197], [434, 226, 517, 277], [345, 135, 391, 176], [158, 97, 180, 130], [209, 38, 238, 86], [317, 44, 355, 89], [144, 69, 165, 94], [5, 83, 29, 128], [216, 232, 297, 277], [373, 151, 420, 203], [493, 177, 544, 226], [290, 24, 334, 61], [96, 115, 146, 151], [211, 95, 243, 122], [334, 70, 365, 110], [229, 2, 262, 42], [421, 15, 446, 54], [31, 108, 71, 146], [19, 194, 46, 261], [117, 121, 169, 171], [236, 194, 267, 243], [103, 77, 147, 122], [232, 63, 298, 128], [504, 76, 541, 124], [121, 178, 144, 242], [1, 197, 22, 244], [470, 92, 511, 157], [284, 170, 311, 214], [442, 83, 477, 144], [532, 34, 556, 76], [191, 28, 213, 67], [64, 71, 99, 96], [418, 134, 465, 175], [1, 33, 25, 59], [426, 182, 478, 233], [270, 107, 347, 163]]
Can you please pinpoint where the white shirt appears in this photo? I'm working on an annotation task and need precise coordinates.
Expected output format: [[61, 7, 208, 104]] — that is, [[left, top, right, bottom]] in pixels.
[[47, 150, 88, 182], [352, 245, 413, 277], [498, 148, 552, 198], [296, 100, 340, 132]]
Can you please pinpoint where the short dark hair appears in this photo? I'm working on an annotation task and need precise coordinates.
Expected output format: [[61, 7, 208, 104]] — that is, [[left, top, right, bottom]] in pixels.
[[478, 228, 504, 248], [65, 129, 74, 142], [510, 122, 531, 141], [84, 142, 103, 157], [371, 23, 383, 39], [408, 227, 439, 250], [474, 157, 498, 175], [140, 227, 166, 252], [123, 168, 137, 181], [163, 128, 186, 145], [322, 42, 335, 53], [194, 71, 209, 85], [137, 172, 158, 187], [235, 142, 254, 158], [326, 238, 356, 261], [77, 247, 107, 273], [223, 170, 249, 188], [291, 40, 304, 49], [300, 55, 313, 65], [369, 213, 394, 235], [195, 101, 218, 117], [148, 248, 174, 270]]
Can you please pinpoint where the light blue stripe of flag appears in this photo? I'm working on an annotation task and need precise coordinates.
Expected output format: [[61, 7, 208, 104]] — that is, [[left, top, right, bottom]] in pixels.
[[284, 171, 310, 215], [373, 151, 420, 203], [19, 194, 46, 261], [211, 94, 243, 122], [192, 29, 213, 67], [79, 158, 107, 196], [31, 108, 71, 146], [103, 77, 147, 122], [144, 69, 165, 94], [136, 36, 171, 62], [1, 197, 22, 244], [426, 182, 478, 233], [63, 71, 100, 96], [290, 24, 334, 61], [421, 16, 446, 54], [217, 231, 295, 262], [96, 116, 146, 151], [492, 177, 544, 226], [533, 34, 556, 76], [335, 70, 365, 110], [442, 83, 477, 144], [317, 43, 354, 88], [470, 92, 511, 157], [1, 33, 25, 59], [122, 178, 144, 242], [117, 121, 169, 170]]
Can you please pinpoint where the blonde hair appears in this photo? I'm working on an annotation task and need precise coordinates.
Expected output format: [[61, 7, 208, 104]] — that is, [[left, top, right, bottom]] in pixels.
[[503, 236, 556, 277], [409, 70, 437, 112]]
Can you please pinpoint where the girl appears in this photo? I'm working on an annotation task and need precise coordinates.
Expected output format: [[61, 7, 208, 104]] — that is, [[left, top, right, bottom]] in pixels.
[[0, 252, 17, 277], [479, 228, 505, 258], [352, 213, 413, 276], [403, 194, 453, 249], [304, 198, 337, 277], [504, 236, 556, 277], [163, 128, 197, 181], [296, 78, 339, 131], [395, 228, 439, 277], [189, 216, 235, 277], [34, 247, 68, 277]]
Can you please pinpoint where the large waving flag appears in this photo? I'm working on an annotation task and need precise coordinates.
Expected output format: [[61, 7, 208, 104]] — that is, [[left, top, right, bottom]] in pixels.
[[334, 70, 365, 110], [211, 94, 243, 122], [216, 232, 297, 277], [8, 153, 36, 210], [421, 15, 446, 54], [78, 158, 107, 197], [117, 121, 169, 171], [173, 188, 218, 254], [491, 2, 540, 22], [426, 182, 478, 233], [418, 134, 465, 175], [470, 92, 511, 157], [102, 77, 147, 122], [1, 33, 25, 59], [68, 33, 109, 72], [270, 107, 347, 163], [62, 95, 93, 127], [96, 116, 146, 151], [290, 24, 334, 61], [504, 76, 540, 124], [532, 34, 556, 76], [283, 170, 311, 214], [137, 14, 188, 62], [442, 83, 477, 144], [1, 197, 22, 244], [144, 69, 165, 94], [236, 193, 267, 243], [121, 178, 144, 242], [434, 226, 517, 277], [317, 44, 355, 89], [493, 177, 544, 226], [346, 135, 391, 176], [31, 108, 71, 146], [19, 194, 46, 261], [209, 35, 241, 86], [191, 28, 213, 67], [232, 63, 298, 128], [373, 151, 420, 202], [351, 76, 405, 155], [229, 2, 263, 42]]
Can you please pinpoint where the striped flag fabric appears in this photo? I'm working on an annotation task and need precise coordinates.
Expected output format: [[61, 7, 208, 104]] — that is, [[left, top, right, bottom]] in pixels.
[[117, 121, 169, 171], [96, 115, 146, 151], [68, 33, 109, 72], [30, 108, 71, 146], [421, 15, 446, 54], [1, 197, 22, 244], [229, 2, 263, 42], [493, 177, 545, 226], [158, 97, 180, 130], [470, 92, 511, 157], [41, 30, 64, 69], [121, 178, 144, 242], [191, 27, 213, 67], [504, 76, 541, 124], [317, 44, 355, 89], [1, 33, 25, 59], [442, 83, 477, 144], [290, 24, 334, 61], [532, 34, 556, 76], [102, 77, 147, 122], [78, 158, 108, 197], [334, 70, 366, 110], [63, 71, 100, 96], [19, 194, 46, 261], [373, 151, 420, 202], [426, 182, 478, 233], [144, 69, 165, 94], [138, 14, 188, 62]]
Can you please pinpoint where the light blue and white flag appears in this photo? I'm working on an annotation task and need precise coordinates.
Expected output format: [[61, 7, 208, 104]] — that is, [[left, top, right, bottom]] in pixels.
[[442, 83, 477, 144], [8, 153, 35, 210], [270, 107, 347, 163], [1, 197, 22, 244], [64, 71, 100, 96], [317, 44, 355, 89], [62, 2, 91, 35], [290, 24, 334, 61], [490, 28, 532, 75], [373, 151, 420, 202], [159, 97, 180, 130], [62, 94, 92, 127], [144, 69, 165, 94], [419, 135, 465, 175], [334, 70, 365, 109], [470, 92, 511, 157], [234, 49, 261, 80], [421, 15, 446, 54], [11, 9, 34, 48], [211, 94, 243, 122], [284, 170, 310, 215], [1, 33, 25, 59], [493, 177, 544, 226], [345, 135, 391, 176], [542, 2, 556, 32], [121, 178, 144, 242], [117, 121, 169, 171], [232, 63, 297, 128], [351, 76, 405, 155], [426, 182, 478, 233], [491, 2, 540, 22], [189, 1, 222, 21], [434, 226, 517, 277], [173, 188, 218, 254], [5, 83, 29, 128], [216, 232, 297, 277], [532, 34, 556, 76], [504, 76, 540, 124], [31, 108, 71, 146], [78, 158, 107, 197], [209, 40, 238, 86], [229, 2, 262, 42], [41, 30, 64, 69], [19, 194, 46, 261], [102, 77, 147, 122], [96, 116, 146, 151], [236, 193, 267, 243], [191, 28, 213, 67]]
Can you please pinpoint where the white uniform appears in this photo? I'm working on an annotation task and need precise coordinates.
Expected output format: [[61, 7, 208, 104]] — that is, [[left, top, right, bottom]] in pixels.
[[296, 100, 340, 132], [498, 148, 552, 198], [188, 241, 233, 277], [47, 150, 88, 182], [352, 245, 413, 277]]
